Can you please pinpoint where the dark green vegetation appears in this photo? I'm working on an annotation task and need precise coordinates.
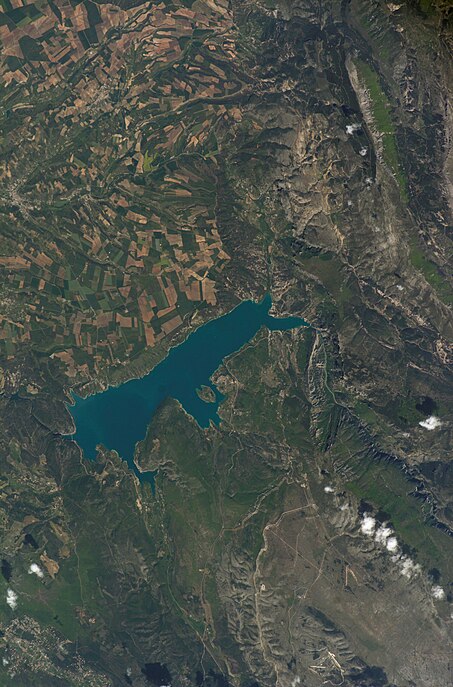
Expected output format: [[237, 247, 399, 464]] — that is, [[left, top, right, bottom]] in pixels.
[[0, 0, 452, 686], [409, 241, 453, 304], [353, 59, 408, 199], [409, 0, 453, 30]]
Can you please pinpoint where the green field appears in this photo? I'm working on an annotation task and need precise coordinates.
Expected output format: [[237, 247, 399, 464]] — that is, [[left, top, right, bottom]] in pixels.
[[355, 60, 408, 200]]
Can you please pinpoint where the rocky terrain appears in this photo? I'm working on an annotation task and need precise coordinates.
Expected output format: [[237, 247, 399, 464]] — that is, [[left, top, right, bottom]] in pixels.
[[0, 0, 451, 686]]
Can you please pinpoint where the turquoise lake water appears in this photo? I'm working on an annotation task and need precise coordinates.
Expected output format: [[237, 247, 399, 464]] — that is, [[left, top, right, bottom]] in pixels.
[[69, 295, 309, 482]]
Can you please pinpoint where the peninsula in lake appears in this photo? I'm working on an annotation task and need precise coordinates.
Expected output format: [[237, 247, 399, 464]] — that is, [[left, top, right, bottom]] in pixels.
[[70, 296, 308, 477]]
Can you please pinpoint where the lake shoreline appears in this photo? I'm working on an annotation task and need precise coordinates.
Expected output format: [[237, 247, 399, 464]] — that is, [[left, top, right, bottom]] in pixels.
[[67, 295, 310, 482]]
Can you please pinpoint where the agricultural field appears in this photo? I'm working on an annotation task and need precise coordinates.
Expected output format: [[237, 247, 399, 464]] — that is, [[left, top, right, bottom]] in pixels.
[[0, 0, 245, 378], [0, 0, 452, 686]]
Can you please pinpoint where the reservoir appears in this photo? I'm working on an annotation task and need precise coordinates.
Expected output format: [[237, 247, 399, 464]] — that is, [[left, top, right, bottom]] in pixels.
[[69, 295, 309, 482]]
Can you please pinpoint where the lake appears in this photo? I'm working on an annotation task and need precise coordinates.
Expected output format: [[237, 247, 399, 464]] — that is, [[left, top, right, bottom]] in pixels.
[[69, 295, 309, 482]]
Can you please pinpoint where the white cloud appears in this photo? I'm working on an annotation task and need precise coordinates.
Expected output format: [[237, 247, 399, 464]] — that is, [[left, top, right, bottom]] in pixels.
[[400, 558, 413, 578], [375, 524, 393, 546], [419, 416, 442, 430], [432, 585, 445, 600], [2, 658, 8, 666], [6, 588, 17, 610], [324, 486, 334, 493], [386, 536, 399, 553], [28, 563, 44, 578], [346, 123, 362, 134], [359, 147, 368, 156], [362, 516, 399, 553], [399, 556, 421, 579], [359, 516, 425, 583], [361, 514, 376, 535]]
